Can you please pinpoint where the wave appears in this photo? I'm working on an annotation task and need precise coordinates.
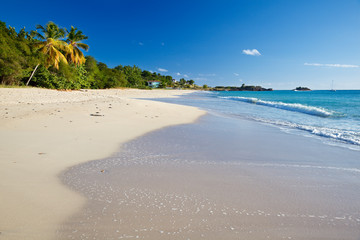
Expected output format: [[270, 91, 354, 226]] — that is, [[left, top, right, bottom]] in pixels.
[[246, 163, 360, 174], [253, 117, 360, 146], [219, 96, 335, 118]]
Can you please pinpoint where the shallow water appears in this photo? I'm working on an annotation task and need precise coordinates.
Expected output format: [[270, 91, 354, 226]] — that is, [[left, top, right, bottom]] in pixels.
[[59, 114, 360, 240], [156, 90, 360, 149]]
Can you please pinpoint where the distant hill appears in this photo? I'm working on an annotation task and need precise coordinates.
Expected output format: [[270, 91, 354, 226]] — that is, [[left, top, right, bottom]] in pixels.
[[293, 87, 311, 91], [212, 84, 273, 91]]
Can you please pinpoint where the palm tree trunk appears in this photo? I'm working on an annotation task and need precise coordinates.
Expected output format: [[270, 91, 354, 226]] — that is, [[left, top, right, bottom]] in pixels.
[[26, 63, 40, 86]]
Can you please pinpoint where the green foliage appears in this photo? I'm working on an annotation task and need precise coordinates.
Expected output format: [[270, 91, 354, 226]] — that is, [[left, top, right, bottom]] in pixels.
[[179, 78, 186, 86], [65, 26, 89, 65], [30, 64, 90, 89], [95, 66, 127, 89], [35, 21, 65, 40], [0, 21, 41, 85], [30, 65, 58, 89], [213, 84, 272, 91], [122, 65, 143, 87], [34, 22, 69, 69], [141, 70, 152, 79], [0, 20, 199, 90], [75, 64, 90, 88], [84, 59, 129, 89]]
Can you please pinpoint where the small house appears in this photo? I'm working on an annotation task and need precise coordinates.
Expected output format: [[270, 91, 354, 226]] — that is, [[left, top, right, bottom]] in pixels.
[[147, 80, 161, 88]]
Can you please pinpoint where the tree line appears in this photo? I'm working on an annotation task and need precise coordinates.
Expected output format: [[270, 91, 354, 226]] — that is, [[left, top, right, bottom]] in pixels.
[[0, 20, 199, 90]]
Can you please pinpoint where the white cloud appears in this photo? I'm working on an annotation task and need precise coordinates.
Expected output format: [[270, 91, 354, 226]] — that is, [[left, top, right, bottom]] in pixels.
[[242, 49, 261, 56], [176, 72, 181, 76], [233, 73, 240, 76], [304, 63, 359, 68], [183, 74, 189, 78], [157, 68, 168, 72]]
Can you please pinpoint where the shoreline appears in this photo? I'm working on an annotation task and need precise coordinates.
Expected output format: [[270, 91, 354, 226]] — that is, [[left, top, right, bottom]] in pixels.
[[0, 88, 205, 240], [59, 113, 360, 240]]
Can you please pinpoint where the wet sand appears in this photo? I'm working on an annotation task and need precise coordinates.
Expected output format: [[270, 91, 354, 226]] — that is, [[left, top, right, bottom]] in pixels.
[[0, 88, 204, 240], [59, 114, 360, 240]]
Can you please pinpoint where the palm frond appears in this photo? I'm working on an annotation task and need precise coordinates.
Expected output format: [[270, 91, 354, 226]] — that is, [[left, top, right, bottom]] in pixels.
[[76, 42, 89, 51], [66, 26, 88, 43], [36, 24, 45, 31], [52, 39, 69, 52], [74, 30, 88, 42], [30, 30, 44, 40], [64, 26, 88, 65], [35, 22, 88, 68], [48, 46, 68, 69], [33, 41, 46, 49]]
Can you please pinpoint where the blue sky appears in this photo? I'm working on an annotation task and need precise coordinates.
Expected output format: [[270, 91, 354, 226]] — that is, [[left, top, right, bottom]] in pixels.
[[1, 0, 360, 89]]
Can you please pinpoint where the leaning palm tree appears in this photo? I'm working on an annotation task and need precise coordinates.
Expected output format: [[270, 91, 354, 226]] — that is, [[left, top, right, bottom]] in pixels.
[[65, 26, 89, 65], [26, 22, 68, 86], [34, 22, 68, 69]]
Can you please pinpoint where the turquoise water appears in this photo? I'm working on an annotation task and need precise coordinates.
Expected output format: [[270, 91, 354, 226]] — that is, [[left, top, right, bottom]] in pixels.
[[162, 90, 360, 149], [209, 90, 360, 148]]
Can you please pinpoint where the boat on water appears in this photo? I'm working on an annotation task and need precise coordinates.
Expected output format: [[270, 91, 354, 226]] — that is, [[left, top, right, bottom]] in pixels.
[[330, 80, 336, 92]]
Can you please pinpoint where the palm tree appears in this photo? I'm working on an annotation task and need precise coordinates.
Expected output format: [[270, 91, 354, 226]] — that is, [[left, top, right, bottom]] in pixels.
[[26, 30, 39, 42], [34, 22, 68, 69], [26, 22, 68, 86], [65, 26, 89, 65]]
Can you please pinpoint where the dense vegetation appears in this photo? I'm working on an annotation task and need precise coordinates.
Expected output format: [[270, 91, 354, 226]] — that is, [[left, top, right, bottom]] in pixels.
[[0, 20, 198, 90], [294, 86, 311, 91]]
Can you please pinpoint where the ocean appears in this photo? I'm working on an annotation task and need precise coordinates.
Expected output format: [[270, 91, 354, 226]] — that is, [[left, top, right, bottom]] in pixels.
[[161, 90, 360, 150]]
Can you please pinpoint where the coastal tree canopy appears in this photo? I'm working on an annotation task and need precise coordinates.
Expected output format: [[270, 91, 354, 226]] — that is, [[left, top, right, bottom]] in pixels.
[[0, 20, 199, 89], [65, 26, 89, 65]]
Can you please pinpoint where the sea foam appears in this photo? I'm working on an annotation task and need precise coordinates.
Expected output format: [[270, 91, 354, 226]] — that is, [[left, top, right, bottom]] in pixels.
[[220, 96, 335, 118], [253, 117, 360, 146]]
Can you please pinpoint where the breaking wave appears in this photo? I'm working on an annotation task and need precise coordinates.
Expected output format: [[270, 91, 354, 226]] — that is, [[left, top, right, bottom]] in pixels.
[[253, 117, 360, 146], [219, 96, 336, 118]]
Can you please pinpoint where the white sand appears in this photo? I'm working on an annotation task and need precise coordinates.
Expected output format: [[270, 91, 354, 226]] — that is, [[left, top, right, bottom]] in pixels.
[[0, 88, 205, 240]]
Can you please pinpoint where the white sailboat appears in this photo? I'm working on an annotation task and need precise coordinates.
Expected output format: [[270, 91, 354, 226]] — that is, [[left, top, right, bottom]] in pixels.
[[330, 80, 336, 92]]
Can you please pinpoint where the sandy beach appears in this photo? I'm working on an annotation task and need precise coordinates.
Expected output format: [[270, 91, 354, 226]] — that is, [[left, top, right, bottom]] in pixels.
[[2, 1, 360, 239], [1, 88, 360, 240], [0, 88, 205, 240]]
